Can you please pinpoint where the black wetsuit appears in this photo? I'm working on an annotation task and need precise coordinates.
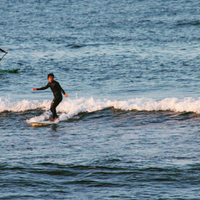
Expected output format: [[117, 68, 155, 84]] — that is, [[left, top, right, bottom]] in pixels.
[[37, 80, 66, 119]]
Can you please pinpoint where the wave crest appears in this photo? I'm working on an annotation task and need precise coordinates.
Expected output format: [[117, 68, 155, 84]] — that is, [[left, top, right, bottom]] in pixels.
[[1, 97, 200, 122]]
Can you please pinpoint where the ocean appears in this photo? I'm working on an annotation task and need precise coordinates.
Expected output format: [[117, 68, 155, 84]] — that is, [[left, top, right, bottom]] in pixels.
[[1, 0, 200, 199]]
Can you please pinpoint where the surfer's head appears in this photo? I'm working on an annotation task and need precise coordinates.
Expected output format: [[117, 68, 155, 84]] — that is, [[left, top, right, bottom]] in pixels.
[[47, 73, 54, 83], [47, 73, 54, 79]]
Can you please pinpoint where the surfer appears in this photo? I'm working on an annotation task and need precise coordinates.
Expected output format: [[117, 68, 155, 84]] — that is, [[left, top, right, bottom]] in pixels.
[[33, 73, 68, 122]]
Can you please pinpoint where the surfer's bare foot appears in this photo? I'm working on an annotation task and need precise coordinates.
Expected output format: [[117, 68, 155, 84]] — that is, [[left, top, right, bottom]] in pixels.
[[49, 118, 55, 122]]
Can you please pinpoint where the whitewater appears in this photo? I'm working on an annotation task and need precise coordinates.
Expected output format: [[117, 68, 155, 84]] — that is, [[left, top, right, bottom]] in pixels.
[[1, 97, 200, 123]]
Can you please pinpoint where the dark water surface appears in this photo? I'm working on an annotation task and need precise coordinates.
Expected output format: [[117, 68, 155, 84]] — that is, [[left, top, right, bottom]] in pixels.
[[1, 0, 200, 199]]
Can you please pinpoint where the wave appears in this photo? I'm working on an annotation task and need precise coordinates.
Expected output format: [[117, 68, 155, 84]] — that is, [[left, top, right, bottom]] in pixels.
[[176, 20, 200, 27], [1, 97, 200, 122]]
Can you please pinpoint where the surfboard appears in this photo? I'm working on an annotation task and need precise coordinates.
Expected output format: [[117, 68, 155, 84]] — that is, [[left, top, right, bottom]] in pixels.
[[30, 121, 57, 127], [0, 68, 20, 73]]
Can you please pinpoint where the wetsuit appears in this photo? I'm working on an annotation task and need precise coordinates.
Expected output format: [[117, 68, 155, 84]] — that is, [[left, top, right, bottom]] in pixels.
[[37, 80, 66, 119]]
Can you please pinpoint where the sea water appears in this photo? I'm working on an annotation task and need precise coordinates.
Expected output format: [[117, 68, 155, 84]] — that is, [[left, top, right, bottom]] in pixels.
[[1, 0, 200, 199]]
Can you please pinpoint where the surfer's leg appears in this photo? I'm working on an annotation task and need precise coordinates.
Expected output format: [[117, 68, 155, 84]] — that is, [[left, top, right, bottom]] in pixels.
[[50, 100, 57, 119], [50, 97, 62, 119]]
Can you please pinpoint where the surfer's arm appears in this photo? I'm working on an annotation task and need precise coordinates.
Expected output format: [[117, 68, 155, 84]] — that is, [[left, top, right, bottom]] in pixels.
[[33, 83, 49, 91], [57, 82, 68, 97], [0, 48, 7, 53]]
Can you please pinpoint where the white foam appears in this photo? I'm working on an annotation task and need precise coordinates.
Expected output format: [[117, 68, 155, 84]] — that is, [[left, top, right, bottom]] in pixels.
[[26, 111, 51, 123], [109, 97, 200, 113], [1, 97, 200, 123], [0, 97, 50, 113]]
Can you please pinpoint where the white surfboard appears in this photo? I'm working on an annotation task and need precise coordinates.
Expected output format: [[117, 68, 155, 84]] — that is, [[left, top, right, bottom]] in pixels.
[[30, 121, 58, 127]]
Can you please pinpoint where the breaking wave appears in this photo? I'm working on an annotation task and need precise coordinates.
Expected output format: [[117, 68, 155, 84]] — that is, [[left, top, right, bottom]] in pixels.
[[1, 97, 200, 123]]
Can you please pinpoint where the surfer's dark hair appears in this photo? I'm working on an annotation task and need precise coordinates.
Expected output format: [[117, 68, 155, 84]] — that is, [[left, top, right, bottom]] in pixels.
[[47, 73, 54, 79]]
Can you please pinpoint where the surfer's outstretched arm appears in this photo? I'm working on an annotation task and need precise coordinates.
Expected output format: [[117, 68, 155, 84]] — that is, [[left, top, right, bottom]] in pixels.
[[33, 83, 49, 91], [0, 48, 8, 53]]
